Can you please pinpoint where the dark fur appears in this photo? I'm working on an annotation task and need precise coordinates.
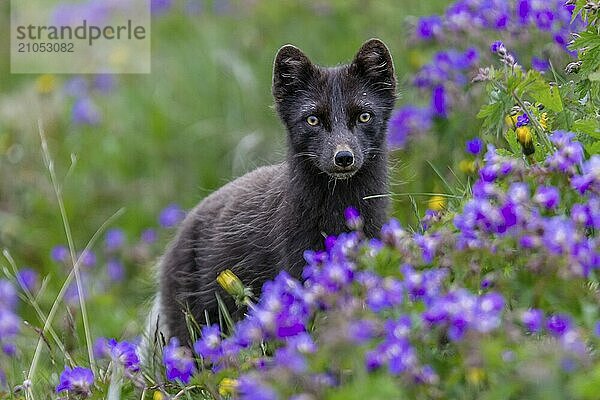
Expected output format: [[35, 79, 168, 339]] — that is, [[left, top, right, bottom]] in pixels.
[[158, 39, 396, 344]]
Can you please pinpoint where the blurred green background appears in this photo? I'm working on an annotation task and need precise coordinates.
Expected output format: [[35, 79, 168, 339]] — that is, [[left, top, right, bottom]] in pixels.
[[0, 0, 451, 341]]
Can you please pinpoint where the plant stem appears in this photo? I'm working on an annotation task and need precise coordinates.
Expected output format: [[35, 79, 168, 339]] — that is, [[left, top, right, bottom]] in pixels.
[[38, 120, 96, 375], [2, 250, 75, 366], [511, 91, 554, 152]]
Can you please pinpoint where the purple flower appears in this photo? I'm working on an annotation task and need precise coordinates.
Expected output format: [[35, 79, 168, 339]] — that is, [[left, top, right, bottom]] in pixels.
[[0, 309, 21, 340], [542, 217, 576, 254], [414, 233, 440, 263], [65, 275, 89, 305], [490, 41, 504, 53], [344, 206, 362, 230], [16, 268, 38, 292], [594, 321, 600, 338], [194, 324, 223, 363], [546, 314, 572, 337], [498, 201, 518, 232], [379, 339, 417, 375], [363, 275, 404, 312], [273, 333, 316, 373], [319, 260, 355, 292], [106, 260, 125, 282], [571, 204, 592, 227], [494, 13, 508, 29], [2, 343, 16, 356], [79, 250, 96, 268], [385, 315, 412, 341], [249, 272, 310, 339], [234, 318, 264, 348], [151, 0, 172, 15], [93, 74, 116, 93], [533, 186, 560, 209], [289, 332, 316, 354], [473, 292, 504, 333], [547, 131, 584, 173], [571, 155, 600, 194], [141, 228, 157, 244], [415, 364, 439, 384], [403, 265, 446, 302], [466, 138, 483, 155], [347, 319, 377, 344], [274, 345, 307, 373], [109, 339, 140, 372], [163, 337, 197, 384], [387, 106, 432, 148], [365, 349, 383, 371], [72, 97, 101, 125], [159, 204, 185, 228], [64, 77, 88, 97], [521, 309, 544, 333], [415, 16, 442, 40], [381, 218, 406, 248], [431, 85, 447, 117], [51, 245, 69, 263], [105, 228, 125, 251], [237, 375, 278, 400], [55, 366, 94, 396], [517, 0, 531, 24], [515, 113, 530, 128], [0, 280, 18, 309], [535, 10, 554, 31], [93, 337, 111, 358], [507, 182, 530, 204], [531, 56, 550, 71]]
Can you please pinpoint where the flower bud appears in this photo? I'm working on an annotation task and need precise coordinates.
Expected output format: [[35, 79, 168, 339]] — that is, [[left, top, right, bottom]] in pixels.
[[516, 126, 535, 156], [219, 378, 238, 396], [217, 269, 246, 299]]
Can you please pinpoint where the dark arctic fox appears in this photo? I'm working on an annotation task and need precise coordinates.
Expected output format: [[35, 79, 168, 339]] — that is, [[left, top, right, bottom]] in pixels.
[[154, 39, 396, 344]]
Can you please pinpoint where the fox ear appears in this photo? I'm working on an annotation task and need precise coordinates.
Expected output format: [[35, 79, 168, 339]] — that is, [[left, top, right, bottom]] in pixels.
[[272, 45, 315, 102], [350, 39, 396, 92]]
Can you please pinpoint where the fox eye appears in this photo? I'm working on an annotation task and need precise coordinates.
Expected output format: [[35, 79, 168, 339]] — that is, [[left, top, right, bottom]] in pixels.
[[358, 112, 372, 123], [306, 115, 320, 126]]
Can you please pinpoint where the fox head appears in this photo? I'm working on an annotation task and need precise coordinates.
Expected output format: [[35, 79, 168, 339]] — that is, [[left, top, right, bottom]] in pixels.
[[272, 39, 396, 179]]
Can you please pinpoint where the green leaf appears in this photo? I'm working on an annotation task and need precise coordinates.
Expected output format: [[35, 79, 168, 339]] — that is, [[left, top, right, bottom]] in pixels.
[[570, 30, 600, 51], [504, 128, 521, 155], [573, 119, 600, 139], [571, 0, 587, 22], [528, 80, 563, 112], [477, 102, 502, 119], [589, 70, 600, 82], [585, 141, 600, 155]]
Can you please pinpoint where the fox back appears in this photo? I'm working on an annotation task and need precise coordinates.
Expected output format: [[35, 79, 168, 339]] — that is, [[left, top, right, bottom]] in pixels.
[[153, 39, 396, 345]]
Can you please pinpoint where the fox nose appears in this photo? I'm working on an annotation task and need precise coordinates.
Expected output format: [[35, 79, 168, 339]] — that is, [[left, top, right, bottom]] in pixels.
[[334, 150, 355, 168]]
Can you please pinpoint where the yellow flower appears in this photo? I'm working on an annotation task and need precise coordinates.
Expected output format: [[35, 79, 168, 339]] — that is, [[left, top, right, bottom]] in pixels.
[[516, 126, 535, 156], [459, 159, 476, 174], [109, 46, 129, 67], [427, 195, 446, 211], [408, 49, 426, 70], [219, 377, 238, 397], [153, 390, 165, 400], [539, 112, 549, 130], [467, 367, 485, 385], [36, 74, 56, 94], [217, 269, 245, 298], [504, 114, 518, 129]]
